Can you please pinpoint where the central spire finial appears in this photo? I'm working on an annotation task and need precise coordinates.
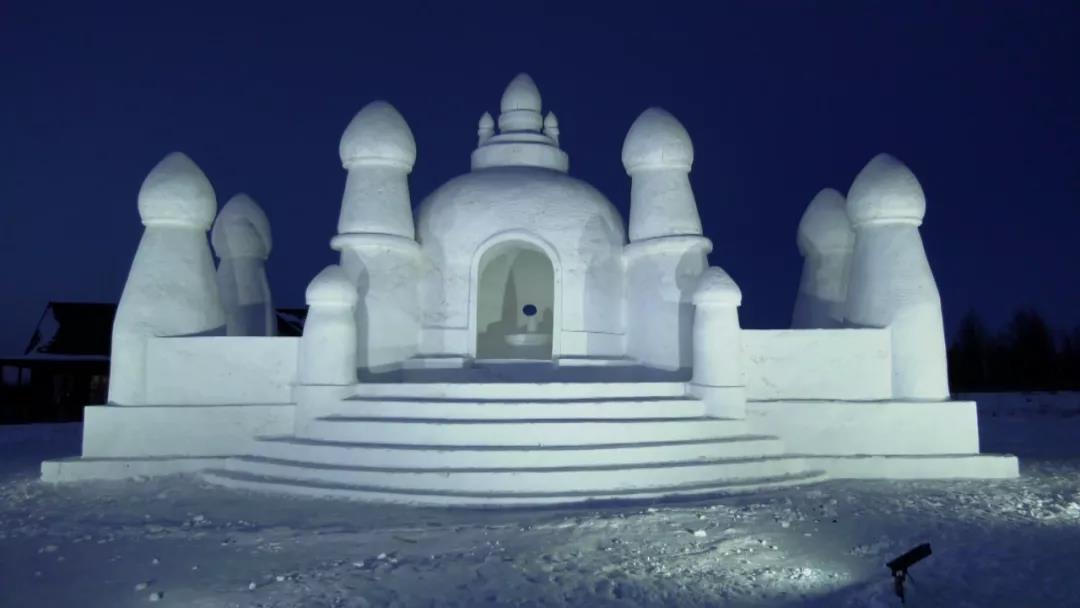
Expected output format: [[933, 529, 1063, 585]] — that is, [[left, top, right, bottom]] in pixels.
[[498, 73, 543, 132], [471, 73, 568, 172]]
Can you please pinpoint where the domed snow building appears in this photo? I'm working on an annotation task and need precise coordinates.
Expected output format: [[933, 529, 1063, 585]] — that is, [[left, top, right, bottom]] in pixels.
[[42, 74, 1017, 505]]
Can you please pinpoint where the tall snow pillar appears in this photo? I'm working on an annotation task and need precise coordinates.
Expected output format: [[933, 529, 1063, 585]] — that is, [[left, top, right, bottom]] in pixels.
[[108, 152, 225, 405], [331, 101, 422, 373], [622, 108, 712, 370], [211, 193, 275, 336], [690, 267, 746, 418], [297, 265, 358, 386], [792, 188, 855, 328], [844, 153, 950, 401]]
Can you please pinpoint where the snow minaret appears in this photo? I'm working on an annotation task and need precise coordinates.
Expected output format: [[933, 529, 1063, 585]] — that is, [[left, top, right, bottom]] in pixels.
[[844, 154, 949, 400], [109, 152, 225, 405], [332, 101, 422, 372], [792, 188, 855, 328], [471, 73, 568, 172], [621, 108, 711, 370], [211, 193, 274, 337]]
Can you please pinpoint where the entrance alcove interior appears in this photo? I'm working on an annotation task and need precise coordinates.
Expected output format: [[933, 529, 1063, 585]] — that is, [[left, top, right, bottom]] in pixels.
[[475, 241, 555, 360]]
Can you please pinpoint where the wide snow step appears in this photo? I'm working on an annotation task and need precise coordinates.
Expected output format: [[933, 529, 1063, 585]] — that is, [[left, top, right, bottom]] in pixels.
[[350, 381, 688, 401], [223, 454, 811, 493], [326, 396, 706, 420], [251, 434, 787, 468], [201, 468, 829, 506], [298, 416, 749, 445]]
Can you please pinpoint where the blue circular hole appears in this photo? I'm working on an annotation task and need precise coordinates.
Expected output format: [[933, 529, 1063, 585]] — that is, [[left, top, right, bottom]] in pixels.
[[522, 304, 537, 317]]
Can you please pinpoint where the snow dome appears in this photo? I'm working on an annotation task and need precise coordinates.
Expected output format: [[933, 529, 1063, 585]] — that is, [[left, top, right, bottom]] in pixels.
[[305, 264, 356, 305], [846, 153, 926, 226], [137, 152, 217, 229], [211, 193, 272, 259], [339, 101, 416, 170], [693, 266, 743, 306], [797, 188, 853, 257], [621, 108, 695, 172], [417, 74, 625, 360]]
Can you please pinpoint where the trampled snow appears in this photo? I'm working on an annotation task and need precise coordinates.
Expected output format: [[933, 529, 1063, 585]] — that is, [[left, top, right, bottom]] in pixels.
[[2, 394, 1078, 607]]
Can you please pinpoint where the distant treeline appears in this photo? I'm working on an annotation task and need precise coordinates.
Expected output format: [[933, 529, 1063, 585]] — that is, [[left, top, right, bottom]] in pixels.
[[948, 309, 1080, 392]]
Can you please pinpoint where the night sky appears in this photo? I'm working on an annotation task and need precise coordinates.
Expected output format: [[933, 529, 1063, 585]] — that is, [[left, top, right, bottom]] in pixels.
[[2, 1, 1078, 354]]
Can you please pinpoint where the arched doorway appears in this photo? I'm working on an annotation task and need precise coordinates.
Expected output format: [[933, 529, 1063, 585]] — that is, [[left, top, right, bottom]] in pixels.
[[475, 241, 555, 360]]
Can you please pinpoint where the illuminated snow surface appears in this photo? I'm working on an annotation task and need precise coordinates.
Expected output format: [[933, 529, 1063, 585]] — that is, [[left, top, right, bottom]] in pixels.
[[2, 394, 1078, 607]]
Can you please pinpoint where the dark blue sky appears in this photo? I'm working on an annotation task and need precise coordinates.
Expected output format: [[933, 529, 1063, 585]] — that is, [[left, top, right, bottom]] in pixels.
[[2, 1, 1078, 354]]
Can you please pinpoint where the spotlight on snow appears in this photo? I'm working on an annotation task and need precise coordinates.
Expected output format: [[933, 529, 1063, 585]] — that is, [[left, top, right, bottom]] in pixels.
[[886, 542, 932, 604]]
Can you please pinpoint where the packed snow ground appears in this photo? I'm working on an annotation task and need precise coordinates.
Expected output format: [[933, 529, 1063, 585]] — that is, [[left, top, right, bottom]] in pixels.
[[2, 394, 1079, 607]]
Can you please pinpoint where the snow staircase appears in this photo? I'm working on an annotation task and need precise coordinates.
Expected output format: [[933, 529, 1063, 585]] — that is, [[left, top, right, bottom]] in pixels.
[[203, 376, 827, 506]]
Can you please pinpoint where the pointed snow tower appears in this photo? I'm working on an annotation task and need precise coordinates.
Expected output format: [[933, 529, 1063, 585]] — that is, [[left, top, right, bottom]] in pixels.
[[792, 188, 854, 328], [332, 101, 422, 373], [622, 108, 711, 370], [109, 152, 225, 404], [844, 154, 949, 400], [212, 193, 275, 337]]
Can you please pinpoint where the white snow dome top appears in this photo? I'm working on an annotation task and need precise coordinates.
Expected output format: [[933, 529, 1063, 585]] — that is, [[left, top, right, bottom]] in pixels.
[[846, 153, 926, 227], [417, 167, 625, 261], [339, 101, 416, 171], [305, 265, 357, 306], [500, 73, 542, 113], [797, 188, 854, 256], [211, 193, 272, 259], [137, 152, 217, 229], [622, 108, 694, 173], [693, 266, 743, 306]]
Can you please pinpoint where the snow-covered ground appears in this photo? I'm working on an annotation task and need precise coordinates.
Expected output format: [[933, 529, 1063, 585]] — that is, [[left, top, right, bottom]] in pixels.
[[1, 394, 1078, 607]]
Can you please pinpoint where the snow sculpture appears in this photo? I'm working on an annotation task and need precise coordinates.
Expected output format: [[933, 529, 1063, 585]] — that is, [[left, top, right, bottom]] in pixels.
[[792, 188, 854, 328], [211, 194, 274, 337], [844, 154, 950, 400], [622, 108, 711, 369], [332, 101, 423, 372], [45, 73, 1018, 502], [108, 152, 224, 405], [690, 267, 746, 417], [297, 265, 357, 386]]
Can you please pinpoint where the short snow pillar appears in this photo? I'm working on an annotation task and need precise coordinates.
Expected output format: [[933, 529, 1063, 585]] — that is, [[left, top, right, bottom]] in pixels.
[[298, 265, 358, 386], [689, 267, 746, 419]]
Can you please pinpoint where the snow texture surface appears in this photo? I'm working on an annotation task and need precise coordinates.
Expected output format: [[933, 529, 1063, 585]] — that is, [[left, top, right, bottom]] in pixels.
[[2, 393, 1078, 607]]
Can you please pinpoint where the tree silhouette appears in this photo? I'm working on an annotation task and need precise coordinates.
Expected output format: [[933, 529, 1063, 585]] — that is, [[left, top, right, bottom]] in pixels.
[[948, 308, 1078, 392]]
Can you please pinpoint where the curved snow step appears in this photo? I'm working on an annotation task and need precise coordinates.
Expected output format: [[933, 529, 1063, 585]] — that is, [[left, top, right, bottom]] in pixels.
[[297, 416, 749, 445], [200, 468, 829, 506], [250, 434, 787, 468], [222, 454, 812, 493], [350, 381, 688, 401], [325, 397, 706, 420]]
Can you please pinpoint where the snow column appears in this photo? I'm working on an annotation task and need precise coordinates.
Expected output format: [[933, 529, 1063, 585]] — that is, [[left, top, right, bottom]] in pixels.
[[331, 101, 422, 373], [791, 188, 855, 328], [108, 152, 225, 405], [622, 108, 711, 371], [211, 194, 275, 336], [844, 154, 950, 401], [690, 267, 746, 418], [297, 265, 358, 386]]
